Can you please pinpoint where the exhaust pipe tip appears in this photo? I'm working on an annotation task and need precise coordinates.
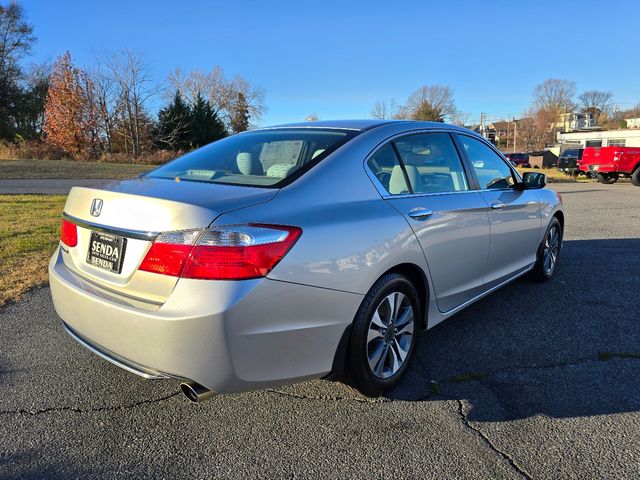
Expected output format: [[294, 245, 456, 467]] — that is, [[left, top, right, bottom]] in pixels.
[[180, 381, 215, 403]]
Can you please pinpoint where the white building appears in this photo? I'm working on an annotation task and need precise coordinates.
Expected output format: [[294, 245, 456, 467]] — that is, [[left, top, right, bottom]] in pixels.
[[558, 129, 640, 150], [625, 117, 640, 129]]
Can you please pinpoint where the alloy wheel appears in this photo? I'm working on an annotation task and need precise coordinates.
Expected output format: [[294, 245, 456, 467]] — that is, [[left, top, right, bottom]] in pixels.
[[366, 292, 415, 379], [543, 225, 560, 275]]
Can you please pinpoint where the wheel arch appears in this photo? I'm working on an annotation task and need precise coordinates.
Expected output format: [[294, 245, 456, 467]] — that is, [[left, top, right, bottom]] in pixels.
[[381, 262, 430, 330], [553, 210, 564, 231]]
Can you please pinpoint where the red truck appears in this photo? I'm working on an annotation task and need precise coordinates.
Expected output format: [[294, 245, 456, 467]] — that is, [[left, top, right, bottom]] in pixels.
[[580, 146, 640, 185]]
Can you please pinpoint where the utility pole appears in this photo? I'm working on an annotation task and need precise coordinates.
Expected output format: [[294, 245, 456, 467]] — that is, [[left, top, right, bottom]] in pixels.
[[513, 117, 517, 153], [480, 112, 486, 138]]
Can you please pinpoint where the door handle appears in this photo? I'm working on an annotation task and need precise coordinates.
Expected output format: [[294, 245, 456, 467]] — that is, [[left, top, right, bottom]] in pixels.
[[408, 208, 433, 219], [490, 202, 506, 209]]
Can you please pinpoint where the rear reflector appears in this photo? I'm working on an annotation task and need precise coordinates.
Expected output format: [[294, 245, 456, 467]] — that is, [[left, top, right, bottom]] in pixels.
[[139, 224, 302, 280], [60, 218, 78, 247]]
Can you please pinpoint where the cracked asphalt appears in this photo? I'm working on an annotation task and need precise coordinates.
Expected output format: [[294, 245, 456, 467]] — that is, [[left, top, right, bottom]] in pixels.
[[1, 182, 639, 479]]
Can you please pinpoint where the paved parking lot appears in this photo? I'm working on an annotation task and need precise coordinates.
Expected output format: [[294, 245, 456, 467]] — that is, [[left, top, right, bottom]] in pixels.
[[1, 182, 639, 479]]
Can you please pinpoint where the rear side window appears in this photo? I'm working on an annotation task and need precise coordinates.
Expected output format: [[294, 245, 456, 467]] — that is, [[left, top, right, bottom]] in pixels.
[[147, 129, 357, 187], [394, 133, 469, 194], [459, 135, 516, 190], [367, 144, 410, 195]]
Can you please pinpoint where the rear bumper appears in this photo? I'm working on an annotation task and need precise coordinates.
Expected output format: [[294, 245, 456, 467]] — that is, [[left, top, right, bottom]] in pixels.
[[580, 164, 618, 173], [49, 247, 362, 393]]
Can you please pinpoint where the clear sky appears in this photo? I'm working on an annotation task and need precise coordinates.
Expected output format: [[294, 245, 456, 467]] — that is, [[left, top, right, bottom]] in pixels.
[[20, 0, 640, 126]]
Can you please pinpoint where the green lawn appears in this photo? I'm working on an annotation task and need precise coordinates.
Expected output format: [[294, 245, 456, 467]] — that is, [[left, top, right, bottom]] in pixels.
[[0, 159, 152, 179], [0, 195, 66, 305]]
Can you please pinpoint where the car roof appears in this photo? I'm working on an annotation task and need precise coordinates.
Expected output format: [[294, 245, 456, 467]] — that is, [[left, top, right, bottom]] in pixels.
[[260, 119, 473, 133]]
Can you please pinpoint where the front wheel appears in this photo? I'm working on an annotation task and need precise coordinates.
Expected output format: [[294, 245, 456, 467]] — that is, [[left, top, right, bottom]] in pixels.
[[531, 217, 562, 282], [631, 168, 640, 187], [345, 273, 420, 397]]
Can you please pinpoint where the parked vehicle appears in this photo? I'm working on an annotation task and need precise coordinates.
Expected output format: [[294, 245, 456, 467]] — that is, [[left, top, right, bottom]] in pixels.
[[579, 146, 640, 185], [504, 152, 530, 168], [49, 120, 564, 400], [557, 148, 584, 177]]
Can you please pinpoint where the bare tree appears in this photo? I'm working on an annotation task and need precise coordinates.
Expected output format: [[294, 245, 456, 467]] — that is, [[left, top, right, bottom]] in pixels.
[[168, 67, 266, 132], [106, 50, 157, 158], [578, 90, 613, 124], [0, 1, 35, 79], [396, 85, 456, 122], [450, 110, 472, 127], [533, 79, 576, 115], [371, 100, 396, 119], [89, 55, 121, 153]]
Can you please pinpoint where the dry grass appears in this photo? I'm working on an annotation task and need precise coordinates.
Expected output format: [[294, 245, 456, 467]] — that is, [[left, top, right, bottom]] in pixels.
[[0, 195, 66, 306], [515, 167, 592, 183], [0, 159, 152, 179]]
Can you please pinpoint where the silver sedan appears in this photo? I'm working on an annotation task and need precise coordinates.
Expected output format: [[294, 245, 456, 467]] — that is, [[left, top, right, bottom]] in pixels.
[[49, 120, 564, 400]]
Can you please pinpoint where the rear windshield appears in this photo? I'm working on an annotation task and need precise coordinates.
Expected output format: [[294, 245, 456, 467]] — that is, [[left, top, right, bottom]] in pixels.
[[147, 128, 357, 187], [563, 149, 579, 156]]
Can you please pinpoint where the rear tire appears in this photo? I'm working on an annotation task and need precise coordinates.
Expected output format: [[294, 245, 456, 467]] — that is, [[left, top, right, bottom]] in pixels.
[[345, 273, 420, 397], [596, 173, 617, 184], [531, 217, 562, 282], [631, 168, 640, 187]]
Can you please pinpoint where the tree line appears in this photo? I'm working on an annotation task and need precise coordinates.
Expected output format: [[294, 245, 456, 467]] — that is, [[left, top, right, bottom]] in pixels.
[[0, 2, 265, 162], [371, 80, 638, 151]]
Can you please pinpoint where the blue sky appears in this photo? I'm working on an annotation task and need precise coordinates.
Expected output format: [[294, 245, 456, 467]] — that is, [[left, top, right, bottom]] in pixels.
[[20, 0, 640, 126]]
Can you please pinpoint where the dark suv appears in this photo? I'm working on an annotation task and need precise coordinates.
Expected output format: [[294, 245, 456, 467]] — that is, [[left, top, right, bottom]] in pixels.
[[557, 148, 584, 177], [504, 152, 530, 167]]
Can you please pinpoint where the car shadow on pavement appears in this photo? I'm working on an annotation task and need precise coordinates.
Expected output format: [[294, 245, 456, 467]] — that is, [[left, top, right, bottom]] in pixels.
[[385, 238, 640, 422]]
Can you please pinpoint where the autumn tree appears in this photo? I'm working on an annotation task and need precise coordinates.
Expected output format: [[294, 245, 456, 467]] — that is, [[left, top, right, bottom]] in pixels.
[[578, 90, 613, 125], [396, 85, 456, 122], [43, 52, 99, 158]]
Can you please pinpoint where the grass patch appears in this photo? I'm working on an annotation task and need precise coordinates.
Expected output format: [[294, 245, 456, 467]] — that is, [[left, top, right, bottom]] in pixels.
[[515, 167, 591, 183], [0, 159, 152, 179], [598, 352, 640, 361], [449, 372, 489, 383], [0, 195, 66, 306]]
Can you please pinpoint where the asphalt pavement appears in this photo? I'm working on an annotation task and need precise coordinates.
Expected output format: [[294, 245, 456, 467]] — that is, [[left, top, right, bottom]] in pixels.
[[1, 182, 639, 479]]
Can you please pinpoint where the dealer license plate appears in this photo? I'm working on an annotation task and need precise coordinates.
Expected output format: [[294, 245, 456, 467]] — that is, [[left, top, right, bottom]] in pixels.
[[86, 231, 127, 273]]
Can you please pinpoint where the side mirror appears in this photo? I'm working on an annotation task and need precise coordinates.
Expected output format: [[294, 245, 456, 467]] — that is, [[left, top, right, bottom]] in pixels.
[[520, 171, 547, 189]]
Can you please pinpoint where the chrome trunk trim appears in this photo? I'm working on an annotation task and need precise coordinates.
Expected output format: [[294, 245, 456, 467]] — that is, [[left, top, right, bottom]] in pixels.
[[63, 212, 159, 241]]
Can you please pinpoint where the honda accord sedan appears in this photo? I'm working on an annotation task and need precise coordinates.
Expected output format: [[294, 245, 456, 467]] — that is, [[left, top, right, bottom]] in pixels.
[[49, 120, 564, 400]]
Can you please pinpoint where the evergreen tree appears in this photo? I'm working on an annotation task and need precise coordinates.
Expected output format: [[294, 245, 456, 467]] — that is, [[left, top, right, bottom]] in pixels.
[[189, 92, 226, 148], [229, 92, 250, 133], [155, 90, 192, 151]]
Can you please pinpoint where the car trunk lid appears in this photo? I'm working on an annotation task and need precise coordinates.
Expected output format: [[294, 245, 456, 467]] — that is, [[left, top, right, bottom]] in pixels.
[[60, 177, 278, 304]]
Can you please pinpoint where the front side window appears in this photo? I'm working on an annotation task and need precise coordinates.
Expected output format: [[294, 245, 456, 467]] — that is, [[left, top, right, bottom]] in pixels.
[[459, 135, 516, 190], [393, 133, 469, 194], [147, 129, 357, 187]]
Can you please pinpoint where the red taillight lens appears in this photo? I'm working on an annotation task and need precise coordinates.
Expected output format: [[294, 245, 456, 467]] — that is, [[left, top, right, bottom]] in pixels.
[[138, 224, 302, 280], [139, 243, 192, 276], [60, 219, 78, 247]]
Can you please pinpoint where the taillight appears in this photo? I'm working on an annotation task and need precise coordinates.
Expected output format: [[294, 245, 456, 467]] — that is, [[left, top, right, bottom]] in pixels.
[[139, 224, 302, 280], [60, 218, 78, 247]]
